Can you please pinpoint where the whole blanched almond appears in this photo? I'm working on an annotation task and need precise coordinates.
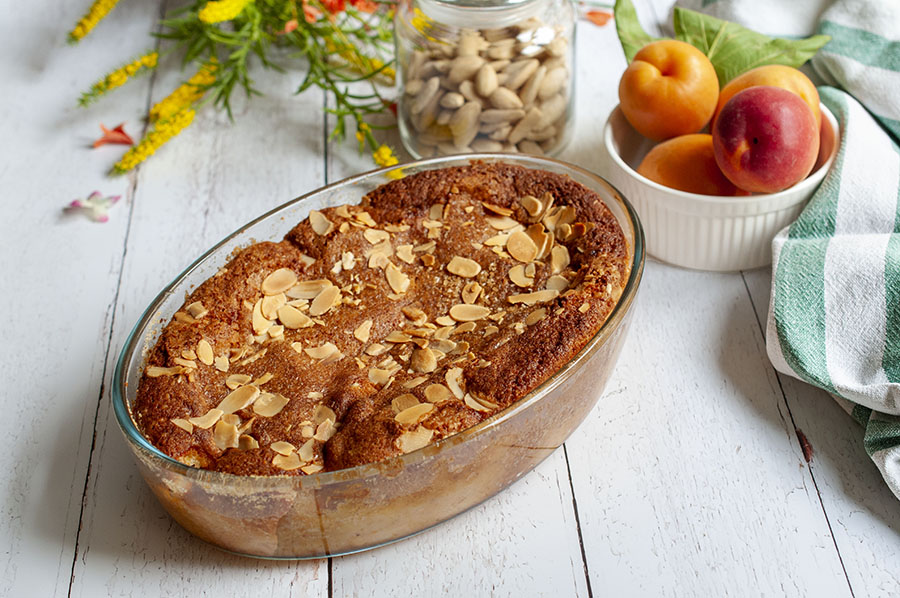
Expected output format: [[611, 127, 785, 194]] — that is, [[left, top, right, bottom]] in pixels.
[[526, 125, 557, 142], [504, 59, 539, 91], [448, 55, 484, 84], [458, 32, 487, 56], [471, 139, 504, 152], [536, 94, 567, 129], [519, 65, 546, 106], [538, 66, 567, 100], [518, 140, 544, 155], [546, 36, 568, 57], [508, 106, 543, 144], [410, 76, 440, 114], [408, 50, 427, 80], [475, 64, 499, 97], [413, 89, 442, 132], [405, 78, 424, 96], [487, 124, 512, 140], [437, 110, 453, 125], [489, 87, 524, 110], [487, 39, 515, 60], [480, 109, 525, 124], [440, 92, 465, 109], [449, 101, 482, 149]]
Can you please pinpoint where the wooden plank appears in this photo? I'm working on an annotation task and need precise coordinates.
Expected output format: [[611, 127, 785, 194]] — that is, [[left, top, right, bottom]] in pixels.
[[565, 262, 852, 596], [68, 55, 330, 596], [332, 451, 590, 597], [743, 268, 900, 597], [0, 1, 163, 595]]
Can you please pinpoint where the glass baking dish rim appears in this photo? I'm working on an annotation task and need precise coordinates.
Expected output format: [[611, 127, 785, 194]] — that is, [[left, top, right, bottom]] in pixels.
[[112, 152, 645, 488]]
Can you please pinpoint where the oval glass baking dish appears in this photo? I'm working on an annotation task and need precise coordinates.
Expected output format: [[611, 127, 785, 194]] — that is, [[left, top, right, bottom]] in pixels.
[[113, 153, 645, 559]]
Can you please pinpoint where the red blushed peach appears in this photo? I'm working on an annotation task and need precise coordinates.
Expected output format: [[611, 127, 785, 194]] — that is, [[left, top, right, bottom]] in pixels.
[[637, 134, 749, 196], [712, 86, 819, 194]]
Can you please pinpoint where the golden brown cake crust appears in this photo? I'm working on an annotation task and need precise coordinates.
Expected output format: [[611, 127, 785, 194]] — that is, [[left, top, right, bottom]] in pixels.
[[133, 163, 630, 476]]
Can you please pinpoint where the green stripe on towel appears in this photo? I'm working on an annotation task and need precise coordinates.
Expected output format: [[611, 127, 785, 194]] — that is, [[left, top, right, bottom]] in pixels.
[[819, 21, 900, 72]]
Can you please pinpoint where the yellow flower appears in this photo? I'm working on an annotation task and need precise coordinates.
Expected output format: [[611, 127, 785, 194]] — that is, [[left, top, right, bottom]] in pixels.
[[149, 59, 218, 123], [198, 0, 253, 24], [69, 0, 120, 42], [80, 52, 159, 106], [113, 108, 196, 174], [373, 145, 403, 179]]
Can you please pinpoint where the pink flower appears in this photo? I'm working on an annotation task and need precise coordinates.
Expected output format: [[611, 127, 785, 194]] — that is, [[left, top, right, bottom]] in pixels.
[[64, 191, 121, 223]]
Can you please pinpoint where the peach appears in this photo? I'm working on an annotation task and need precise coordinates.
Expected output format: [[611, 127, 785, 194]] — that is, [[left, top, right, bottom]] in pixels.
[[618, 40, 719, 141], [637, 134, 748, 196], [712, 86, 819, 194], [713, 65, 820, 129]]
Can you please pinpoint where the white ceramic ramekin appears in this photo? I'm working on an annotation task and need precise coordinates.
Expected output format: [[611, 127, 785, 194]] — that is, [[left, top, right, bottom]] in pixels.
[[601, 103, 839, 271]]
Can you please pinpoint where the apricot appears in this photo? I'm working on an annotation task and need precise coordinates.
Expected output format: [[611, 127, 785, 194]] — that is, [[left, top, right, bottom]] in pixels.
[[618, 40, 719, 141], [637, 134, 748, 196], [713, 65, 820, 128], [713, 86, 819, 194]]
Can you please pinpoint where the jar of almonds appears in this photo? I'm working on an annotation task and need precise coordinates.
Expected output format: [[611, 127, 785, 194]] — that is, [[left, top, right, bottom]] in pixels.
[[395, 0, 575, 158]]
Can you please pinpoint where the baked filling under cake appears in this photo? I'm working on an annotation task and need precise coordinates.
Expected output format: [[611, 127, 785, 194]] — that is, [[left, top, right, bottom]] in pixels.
[[133, 163, 630, 476]]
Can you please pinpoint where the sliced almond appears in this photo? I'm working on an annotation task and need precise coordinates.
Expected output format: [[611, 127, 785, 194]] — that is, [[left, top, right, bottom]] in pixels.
[[226, 374, 252, 389], [365, 343, 387, 356], [287, 279, 333, 299], [402, 306, 428, 325], [449, 304, 490, 322], [411, 347, 438, 373], [271, 440, 296, 456], [354, 319, 374, 343], [172, 357, 197, 369], [313, 404, 337, 425], [484, 233, 510, 247], [146, 365, 184, 377], [520, 194, 543, 218], [421, 254, 436, 267], [305, 342, 339, 361], [278, 304, 313, 329], [454, 321, 477, 333], [253, 392, 290, 417], [465, 393, 495, 413], [447, 256, 482, 278], [482, 202, 513, 216], [213, 420, 240, 450], [363, 228, 390, 244], [435, 315, 456, 327], [392, 393, 420, 413], [196, 340, 214, 365], [186, 301, 208, 319], [397, 425, 434, 453], [262, 269, 298, 295], [301, 463, 324, 475], [507, 289, 559, 305], [386, 331, 412, 343], [485, 214, 519, 230], [395, 402, 434, 425], [550, 245, 570, 274], [385, 263, 410, 294], [314, 419, 337, 442], [252, 299, 273, 335], [445, 367, 465, 398], [273, 452, 302, 471], [214, 355, 229, 373], [425, 384, 452, 403], [546, 275, 569, 292], [368, 367, 393, 386], [525, 308, 547, 326], [298, 438, 316, 462], [579, 302, 591, 313], [462, 281, 483, 304], [396, 244, 416, 264], [429, 203, 445, 220], [171, 418, 193, 433], [216, 385, 261, 414], [310, 285, 341, 316], [508, 264, 534, 288], [188, 408, 223, 430], [507, 231, 538, 263], [309, 210, 334, 235], [239, 435, 259, 450], [403, 376, 429, 388]]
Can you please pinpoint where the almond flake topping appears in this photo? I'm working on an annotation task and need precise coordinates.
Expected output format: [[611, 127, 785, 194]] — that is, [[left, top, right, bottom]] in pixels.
[[273, 452, 302, 471], [309, 285, 341, 316], [396, 244, 416, 264], [449, 304, 490, 322], [309, 210, 334, 236], [278, 304, 313, 329], [216, 385, 261, 414], [579, 302, 591, 313], [252, 300, 274, 335], [446, 256, 482, 278], [462, 281, 483, 304], [484, 233, 509, 247], [262, 269, 298, 295], [314, 419, 337, 442], [342, 251, 356, 270], [173, 357, 197, 369], [355, 210, 377, 227], [354, 319, 374, 343], [525, 308, 547, 326], [239, 435, 260, 450], [397, 425, 434, 453], [188, 409, 224, 430], [507, 289, 559, 305], [214, 355, 230, 372], [482, 202, 513, 216], [520, 194, 543, 218], [197, 340, 214, 365], [454, 321, 477, 333], [465, 393, 499, 412], [171, 418, 193, 433], [181, 349, 197, 360], [185, 302, 208, 321], [508, 265, 534, 288], [425, 384, 452, 403], [550, 245, 570, 274], [385, 263, 410, 294], [429, 203, 445, 220], [226, 374, 252, 389], [392, 393, 420, 413], [298, 438, 316, 462], [365, 343, 387, 356], [435, 315, 456, 327], [368, 367, 393, 386], [546, 275, 569, 292], [213, 420, 240, 450], [271, 440, 296, 456], [485, 215, 519, 230], [253, 392, 290, 417], [421, 254, 436, 267], [395, 402, 434, 425], [305, 342, 340, 361], [403, 376, 429, 388], [314, 404, 337, 425], [287, 279, 333, 299], [301, 463, 324, 475], [146, 365, 185, 377], [364, 228, 390, 244], [411, 347, 438, 373], [261, 293, 287, 319], [507, 231, 538, 263], [446, 367, 465, 398]]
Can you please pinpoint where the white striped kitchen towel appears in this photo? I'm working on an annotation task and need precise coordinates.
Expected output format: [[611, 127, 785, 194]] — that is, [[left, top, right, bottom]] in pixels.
[[675, 0, 900, 499]]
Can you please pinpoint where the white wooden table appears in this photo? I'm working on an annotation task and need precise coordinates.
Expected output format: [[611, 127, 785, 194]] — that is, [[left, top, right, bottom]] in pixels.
[[3, 1, 899, 596]]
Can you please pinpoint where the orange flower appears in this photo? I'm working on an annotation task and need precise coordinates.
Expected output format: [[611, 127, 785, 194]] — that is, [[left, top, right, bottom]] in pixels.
[[93, 123, 134, 147], [584, 9, 612, 26]]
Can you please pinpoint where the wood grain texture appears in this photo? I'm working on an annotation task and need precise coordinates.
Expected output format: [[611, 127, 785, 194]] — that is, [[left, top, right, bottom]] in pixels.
[[743, 268, 900, 598]]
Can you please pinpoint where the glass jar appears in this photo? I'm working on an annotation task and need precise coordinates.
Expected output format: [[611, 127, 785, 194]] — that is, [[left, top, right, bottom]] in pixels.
[[395, 0, 576, 158]]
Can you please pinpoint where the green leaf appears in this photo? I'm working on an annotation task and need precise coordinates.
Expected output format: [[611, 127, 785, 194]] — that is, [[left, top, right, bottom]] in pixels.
[[613, 0, 660, 62], [672, 6, 830, 86]]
